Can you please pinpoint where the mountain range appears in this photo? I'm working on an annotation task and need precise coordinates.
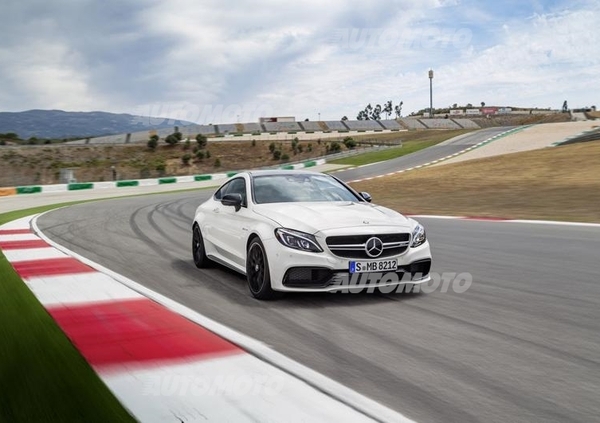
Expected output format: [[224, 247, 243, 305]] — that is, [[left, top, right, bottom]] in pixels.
[[0, 110, 195, 140]]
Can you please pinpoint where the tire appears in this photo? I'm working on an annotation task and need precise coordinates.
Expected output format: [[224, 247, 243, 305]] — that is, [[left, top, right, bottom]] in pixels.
[[246, 238, 279, 300], [192, 225, 212, 268]]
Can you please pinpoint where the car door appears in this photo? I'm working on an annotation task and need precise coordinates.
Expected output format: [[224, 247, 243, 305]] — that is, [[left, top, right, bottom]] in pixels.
[[210, 177, 252, 268]]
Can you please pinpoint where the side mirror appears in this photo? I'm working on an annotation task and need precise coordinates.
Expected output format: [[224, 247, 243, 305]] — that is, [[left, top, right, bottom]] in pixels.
[[221, 193, 243, 211], [359, 192, 372, 202]]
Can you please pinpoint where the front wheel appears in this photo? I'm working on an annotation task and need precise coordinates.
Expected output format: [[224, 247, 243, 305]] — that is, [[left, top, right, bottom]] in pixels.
[[192, 225, 212, 268], [246, 238, 279, 300]]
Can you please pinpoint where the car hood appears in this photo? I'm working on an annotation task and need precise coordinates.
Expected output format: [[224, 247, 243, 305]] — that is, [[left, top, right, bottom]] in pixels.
[[252, 202, 411, 233]]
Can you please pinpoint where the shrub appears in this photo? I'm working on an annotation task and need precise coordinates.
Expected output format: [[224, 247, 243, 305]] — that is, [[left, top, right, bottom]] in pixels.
[[342, 136, 357, 149], [268, 142, 276, 153], [327, 141, 341, 154], [183, 139, 191, 150], [297, 144, 303, 153], [214, 158, 221, 167], [206, 150, 211, 159], [155, 161, 166, 172], [281, 153, 290, 161], [174, 131, 183, 141], [195, 150, 205, 160], [272, 150, 282, 160], [0, 140, 5, 146], [147, 137, 158, 150], [307, 143, 312, 152], [251, 139, 256, 147], [196, 133, 207, 148], [181, 153, 192, 165], [165, 134, 179, 146]]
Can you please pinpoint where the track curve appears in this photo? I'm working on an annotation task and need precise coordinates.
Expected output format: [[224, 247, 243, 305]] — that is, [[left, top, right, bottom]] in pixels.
[[38, 189, 600, 423], [334, 126, 513, 181]]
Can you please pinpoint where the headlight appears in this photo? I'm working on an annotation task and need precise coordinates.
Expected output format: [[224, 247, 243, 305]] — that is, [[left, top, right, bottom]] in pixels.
[[411, 223, 427, 248], [275, 228, 323, 252]]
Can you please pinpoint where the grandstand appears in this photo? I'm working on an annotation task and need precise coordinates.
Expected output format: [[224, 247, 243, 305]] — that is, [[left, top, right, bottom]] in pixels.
[[399, 118, 427, 129], [298, 121, 325, 132], [322, 121, 348, 131], [343, 120, 385, 131], [262, 121, 302, 132], [216, 123, 238, 134], [420, 119, 461, 130], [63, 116, 480, 145], [378, 120, 403, 130], [452, 119, 480, 129]]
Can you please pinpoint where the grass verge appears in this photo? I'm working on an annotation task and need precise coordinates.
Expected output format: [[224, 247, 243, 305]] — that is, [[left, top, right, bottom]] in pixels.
[[0, 203, 136, 422], [329, 129, 473, 166], [350, 140, 600, 223]]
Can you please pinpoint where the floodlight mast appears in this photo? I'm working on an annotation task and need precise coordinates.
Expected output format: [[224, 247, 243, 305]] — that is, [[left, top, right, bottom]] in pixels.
[[428, 69, 434, 118]]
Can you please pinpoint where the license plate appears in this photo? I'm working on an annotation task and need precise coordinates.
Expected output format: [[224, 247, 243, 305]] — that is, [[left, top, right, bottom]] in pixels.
[[349, 259, 397, 273]]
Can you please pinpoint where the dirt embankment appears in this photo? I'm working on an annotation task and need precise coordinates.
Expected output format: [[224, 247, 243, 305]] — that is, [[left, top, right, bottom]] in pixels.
[[0, 139, 338, 187], [351, 140, 600, 223]]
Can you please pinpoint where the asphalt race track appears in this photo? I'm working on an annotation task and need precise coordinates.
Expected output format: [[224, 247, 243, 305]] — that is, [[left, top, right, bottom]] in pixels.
[[334, 126, 513, 181], [36, 129, 600, 423]]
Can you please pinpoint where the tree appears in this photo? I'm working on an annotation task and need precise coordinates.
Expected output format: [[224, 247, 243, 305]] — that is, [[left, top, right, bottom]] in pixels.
[[394, 101, 403, 118], [452, 103, 458, 109], [195, 133, 207, 148], [0, 132, 19, 140], [371, 104, 382, 120], [343, 136, 356, 149], [165, 134, 179, 146], [562, 100, 569, 113], [466, 103, 473, 108], [341, 116, 348, 121], [147, 135, 158, 150], [181, 154, 192, 165], [364, 104, 373, 120], [481, 102, 486, 107], [383, 100, 393, 119]]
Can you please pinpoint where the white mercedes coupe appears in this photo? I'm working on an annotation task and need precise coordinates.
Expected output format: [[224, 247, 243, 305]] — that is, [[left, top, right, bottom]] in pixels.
[[192, 170, 432, 299]]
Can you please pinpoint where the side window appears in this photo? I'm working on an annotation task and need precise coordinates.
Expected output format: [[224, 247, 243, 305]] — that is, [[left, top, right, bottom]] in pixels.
[[213, 178, 247, 204], [213, 183, 228, 200], [226, 178, 247, 205]]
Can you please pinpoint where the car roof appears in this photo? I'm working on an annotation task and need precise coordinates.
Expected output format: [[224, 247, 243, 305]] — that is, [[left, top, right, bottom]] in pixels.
[[246, 169, 323, 177]]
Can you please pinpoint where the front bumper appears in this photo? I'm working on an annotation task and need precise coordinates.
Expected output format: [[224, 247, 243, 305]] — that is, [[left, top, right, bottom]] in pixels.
[[263, 237, 432, 292]]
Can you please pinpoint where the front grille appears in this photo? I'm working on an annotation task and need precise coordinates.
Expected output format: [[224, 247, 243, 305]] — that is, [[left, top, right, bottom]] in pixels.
[[326, 233, 410, 259], [283, 267, 334, 288]]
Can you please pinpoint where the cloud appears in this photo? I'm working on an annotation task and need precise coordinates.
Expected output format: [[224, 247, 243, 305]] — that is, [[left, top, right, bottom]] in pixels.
[[0, 0, 598, 121]]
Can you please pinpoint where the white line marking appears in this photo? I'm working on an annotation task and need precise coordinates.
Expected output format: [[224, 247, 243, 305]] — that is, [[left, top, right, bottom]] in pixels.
[[31, 214, 415, 423]]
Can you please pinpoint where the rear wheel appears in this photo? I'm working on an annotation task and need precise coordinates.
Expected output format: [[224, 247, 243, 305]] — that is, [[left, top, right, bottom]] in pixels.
[[192, 225, 212, 268], [246, 238, 279, 300]]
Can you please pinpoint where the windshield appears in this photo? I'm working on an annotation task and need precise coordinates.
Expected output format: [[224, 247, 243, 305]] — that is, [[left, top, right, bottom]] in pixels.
[[252, 174, 361, 204]]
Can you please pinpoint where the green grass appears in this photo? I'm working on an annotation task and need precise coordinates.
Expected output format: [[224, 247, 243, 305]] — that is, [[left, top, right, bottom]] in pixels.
[[0, 186, 218, 421], [328, 129, 474, 167], [0, 204, 136, 422], [329, 139, 441, 166]]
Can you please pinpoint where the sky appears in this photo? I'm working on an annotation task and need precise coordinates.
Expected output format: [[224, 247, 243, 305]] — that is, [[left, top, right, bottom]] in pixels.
[[0, 0, 598, 124]]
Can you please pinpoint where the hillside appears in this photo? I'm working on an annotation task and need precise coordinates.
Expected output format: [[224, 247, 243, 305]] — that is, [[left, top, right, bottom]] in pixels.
[[0, 110, 195, 140]]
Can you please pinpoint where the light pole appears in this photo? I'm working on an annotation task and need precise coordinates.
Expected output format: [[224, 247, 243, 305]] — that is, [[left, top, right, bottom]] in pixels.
[[428, 69, 434, 118], [318, 112, 321, 121]]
